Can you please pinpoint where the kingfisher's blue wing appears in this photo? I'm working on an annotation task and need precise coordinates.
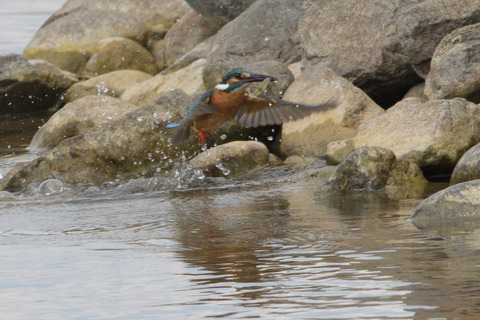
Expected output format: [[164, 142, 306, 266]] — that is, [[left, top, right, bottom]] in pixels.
[[233, 95, 336, 127]]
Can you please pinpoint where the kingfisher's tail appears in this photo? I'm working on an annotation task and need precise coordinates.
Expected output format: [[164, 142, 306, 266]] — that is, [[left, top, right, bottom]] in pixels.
[[166, 121, 191, 145]]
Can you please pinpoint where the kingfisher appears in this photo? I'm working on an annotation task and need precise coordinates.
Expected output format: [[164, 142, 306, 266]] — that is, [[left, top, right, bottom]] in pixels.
[[166, 67, 336, 146]]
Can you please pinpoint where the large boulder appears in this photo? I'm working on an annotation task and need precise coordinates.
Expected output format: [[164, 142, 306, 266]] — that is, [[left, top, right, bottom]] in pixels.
[[299, 0, 421, 107], [121, 58, 206, 106], [425, 23, 480, 103], [42, 0, 190, 30], [24, 9, 148, 73], [84, 37, 159, 76], [29, 96, 141, 150], [410, 180, 480, 228], [0, 54, 78, 114], [315, 146, 428, 200], [203, 0, 304, 88], [184, 0, 256, 27], [189, 141, 270, 177], [0, 90, 195, 190], [64, 70, 152, 103], [396, 0, 480, 77], [163, 9, 219, 67], [450, 143, 480, 186], [280, 65, 384, 158], [326, 98, 480, 176]]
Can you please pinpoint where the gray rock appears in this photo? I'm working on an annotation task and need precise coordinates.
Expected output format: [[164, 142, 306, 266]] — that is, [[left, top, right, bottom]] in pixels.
[[0, 54, 78, 114], [189, 141, 269, 177], [24, 9, 148, 73], [299, 0, 420, 107], [316, 146, 428, 199], [29, 95, 141, 150], [203, 0, 304, 88], [64, 70, 152, 103], [184, 0, 256, 27], [450, 143, 480, 186], [327, 98, 480, 175], [396, 0, 480, 72], [1, 90, 195, 190], [164, 9, 219, 67], [84, 37, 159, 76], [425, 23, 480, 103], [410, 180, 480, 227], [280, 65, 384, 158]]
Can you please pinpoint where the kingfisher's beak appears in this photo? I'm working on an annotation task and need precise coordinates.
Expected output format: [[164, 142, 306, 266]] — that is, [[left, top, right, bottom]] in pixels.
[[243, 73, 277, 83]]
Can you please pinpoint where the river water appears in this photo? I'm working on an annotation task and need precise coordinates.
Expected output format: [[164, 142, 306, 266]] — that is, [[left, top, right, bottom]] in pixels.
[[2, 2, 480, 320]]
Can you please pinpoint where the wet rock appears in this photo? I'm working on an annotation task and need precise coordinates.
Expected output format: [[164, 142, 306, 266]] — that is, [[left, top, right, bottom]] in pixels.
[[121, 58, 206, 106], [164, 9, 219, 67], [65, 70, 152, 103], [29, 95, 140, 150], [24, 9, 148, 73], [84, 37, 159, 76], [280, 65, 384, 158], [410, 180, 480, 226], [203, 0, 304, 88], [0, 90, 195, 190], [0, 54, 78, 114], [425, 23, 480, 103], [282, 155, 323, 170], [396, 0, 480, 75], [189, 141, 269, 177], [316, 146, 428, 199], [327, 98, 480, 176], [450, 143, 480, 186], [299, 0, 420, 107], [184, 0, 256, 27]]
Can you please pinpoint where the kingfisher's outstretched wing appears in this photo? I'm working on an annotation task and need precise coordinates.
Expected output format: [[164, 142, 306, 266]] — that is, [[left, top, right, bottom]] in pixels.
[[232, 95, 336, 127], [167, 89, 217, 145]]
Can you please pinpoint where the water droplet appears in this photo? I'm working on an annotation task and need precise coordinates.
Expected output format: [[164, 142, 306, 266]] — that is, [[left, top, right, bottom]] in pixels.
[[106, 115, 113, 120], [267, 136, 274, 141], [167, 86, 175, 91], [215, 162, 231, 176], [220, 134, 227, 140], [137, 117, 143, 122]]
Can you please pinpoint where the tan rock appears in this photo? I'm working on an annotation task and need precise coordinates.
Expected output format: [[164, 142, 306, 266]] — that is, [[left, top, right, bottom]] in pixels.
[[65, 70, 152, 103], [84, 37, 159, 76], [29, 96, 141, 150], [425, 23, 480, 103], [280, 65, 384, 158], [164, 9, 219, 67], [121, 58, 206, 106], [189, 141, 270, 177], [327, 98, 480, 174], [24, 10, 147, 73]]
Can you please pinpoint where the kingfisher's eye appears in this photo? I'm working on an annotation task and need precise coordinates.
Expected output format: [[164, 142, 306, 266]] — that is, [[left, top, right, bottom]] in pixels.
[[234, 73, 242, 79]]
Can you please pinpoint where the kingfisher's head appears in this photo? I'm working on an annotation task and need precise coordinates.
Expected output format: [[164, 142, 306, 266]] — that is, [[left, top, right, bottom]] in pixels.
[[215, 67, 277, 92]]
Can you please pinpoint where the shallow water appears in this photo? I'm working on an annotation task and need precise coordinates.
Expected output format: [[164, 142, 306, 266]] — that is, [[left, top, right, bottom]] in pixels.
[[3, 2, 480, 319]]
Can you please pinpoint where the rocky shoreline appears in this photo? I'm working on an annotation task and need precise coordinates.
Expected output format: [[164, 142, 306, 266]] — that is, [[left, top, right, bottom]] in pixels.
[[1, 0, 480, 222]]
